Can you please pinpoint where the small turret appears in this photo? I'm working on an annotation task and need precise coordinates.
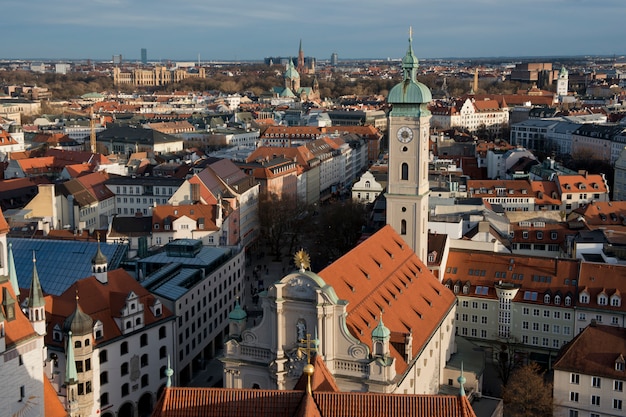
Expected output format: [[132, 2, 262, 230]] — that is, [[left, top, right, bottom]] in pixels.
[[371, 313, 390, 358], [8, 243, 20, 300], [28, 251, 46, 336], [91, 234, 108, 284], [228, 298, 247, 339], [65, 331, 79, 415], [458, 362, 467, 397]]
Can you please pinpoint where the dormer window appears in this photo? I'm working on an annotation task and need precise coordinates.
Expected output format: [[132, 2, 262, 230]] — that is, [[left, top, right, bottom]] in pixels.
[[580, 293, 589, 304], [537, 231, 543, 240], [565, 296, 572, 306], [554, 295, 561, 305], [616, 355, 625, 371], [598, 294, 608, 306], [611, 294, 622, 307], [544, 294, 551, 304]]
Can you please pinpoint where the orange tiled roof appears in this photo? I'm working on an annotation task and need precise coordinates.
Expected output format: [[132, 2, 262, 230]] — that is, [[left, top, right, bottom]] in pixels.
[[530, 181, 561, 206], [152, 387, 475, 417], [443, 250, 579, 304], [0, 280, 38, 347], [556, 173, 607, 194], [44, 269, 173, 347], [572, 201, 626, 226], [466, 179, 532, 197], [318, 225, 456, 376], [577, 263, 626, 313], [151, 203, 219, 232], [43, 375, 68, 417]]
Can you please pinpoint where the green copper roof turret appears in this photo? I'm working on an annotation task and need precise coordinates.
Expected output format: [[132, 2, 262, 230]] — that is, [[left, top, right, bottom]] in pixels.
[[28, 251, 45, 308], [388, 28, 432, 110]]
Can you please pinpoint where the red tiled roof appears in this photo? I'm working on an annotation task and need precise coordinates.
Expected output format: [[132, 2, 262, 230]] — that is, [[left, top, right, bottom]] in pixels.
[[318, 225, 456, 376], [45, 269, 173, 347], [151, 203, 219, 233], [577, 263, 626, 314], [0, 280, 38, 347], [443, 250, 579, 305], [152, 387, 475, 417], [43, 375, 68, 417], [554, 324, 626, 379]]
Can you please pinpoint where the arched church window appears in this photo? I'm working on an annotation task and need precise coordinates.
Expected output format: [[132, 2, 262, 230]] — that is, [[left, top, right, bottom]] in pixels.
[[401, 163, 409, 180], [401, 220, 407, 235]]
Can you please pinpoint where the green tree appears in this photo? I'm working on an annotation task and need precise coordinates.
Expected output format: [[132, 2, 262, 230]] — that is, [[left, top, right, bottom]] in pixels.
[[502, 363, 553, 417], [314, 200, 368, 262]]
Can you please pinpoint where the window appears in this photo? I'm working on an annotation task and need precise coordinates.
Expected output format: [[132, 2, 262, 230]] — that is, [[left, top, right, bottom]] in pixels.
[[592, 377, 601, 388], [99, 350, 108, 364], [160, 346, 167, 359], [101, 393, 109, 407], [121, 383, 129, 397], [591, 395, 600, 406], [614, 399, 623, 410], [121, 362, 129, 376], [141, 354, 149, 368], [141, 374, 149, 388], [615, 380, 623, 391], [120, 342, 128, 355], [100, 371, 108, 385], [159, 326, 167, 339], [570, 392, 579, 402], [401, 163, 409, 180], [571, 373, 580, 384], [140, 334, 148, 347]]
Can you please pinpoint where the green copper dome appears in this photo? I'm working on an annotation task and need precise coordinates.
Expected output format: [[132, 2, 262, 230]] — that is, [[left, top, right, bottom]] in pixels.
[[228, 299, 247, 321], [372, 315, 390, 340], [388, 30, 432, 107]]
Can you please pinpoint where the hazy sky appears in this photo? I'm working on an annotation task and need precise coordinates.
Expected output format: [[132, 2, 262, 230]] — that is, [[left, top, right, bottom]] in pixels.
[[3, 0, 625, 61]]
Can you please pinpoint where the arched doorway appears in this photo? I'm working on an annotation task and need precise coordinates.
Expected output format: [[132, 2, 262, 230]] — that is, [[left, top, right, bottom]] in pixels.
[[118, 401, 135, 417], [138, 392, 153, 417]]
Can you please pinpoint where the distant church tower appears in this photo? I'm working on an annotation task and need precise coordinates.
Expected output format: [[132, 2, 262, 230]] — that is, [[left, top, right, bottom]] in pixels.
[[385, 29, 432, 262], [297, 39, 305, 73], [557, 66, 569, 99]]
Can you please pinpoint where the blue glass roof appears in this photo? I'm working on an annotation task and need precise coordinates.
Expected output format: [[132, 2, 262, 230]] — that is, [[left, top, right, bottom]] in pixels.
[[8, 238, 127, 296]]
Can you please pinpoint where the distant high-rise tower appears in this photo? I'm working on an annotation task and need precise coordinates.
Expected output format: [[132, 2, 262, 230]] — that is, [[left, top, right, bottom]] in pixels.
[[141, 48, 147, 64], [557, 66, 569, 99], [112, 54, 123, 65], [331, 52, 338, 66]]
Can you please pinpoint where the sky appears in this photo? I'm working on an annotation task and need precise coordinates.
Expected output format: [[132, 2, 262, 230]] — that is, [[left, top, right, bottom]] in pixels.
[[3, 0, 626, 62]]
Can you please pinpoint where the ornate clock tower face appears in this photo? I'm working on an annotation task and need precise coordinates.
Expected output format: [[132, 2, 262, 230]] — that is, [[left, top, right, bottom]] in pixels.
[[396, 126, 413, 143]]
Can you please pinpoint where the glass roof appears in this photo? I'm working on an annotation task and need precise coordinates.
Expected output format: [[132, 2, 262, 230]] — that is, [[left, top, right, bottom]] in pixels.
[[9, 238, 127, 296]]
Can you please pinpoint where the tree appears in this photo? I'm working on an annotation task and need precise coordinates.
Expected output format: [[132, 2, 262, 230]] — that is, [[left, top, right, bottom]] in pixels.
[[502, 363, 553, 417], [314, 200, 368, 263], [258, 193, 313, 261], [494, 337, 524, 387]]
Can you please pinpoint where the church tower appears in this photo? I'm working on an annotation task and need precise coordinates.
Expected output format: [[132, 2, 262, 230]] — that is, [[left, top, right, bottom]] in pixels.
[[385, 29, 432, 262]]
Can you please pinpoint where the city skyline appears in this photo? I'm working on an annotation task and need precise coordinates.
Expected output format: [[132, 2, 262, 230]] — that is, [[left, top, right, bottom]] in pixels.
[[3, 0, 626, 61]]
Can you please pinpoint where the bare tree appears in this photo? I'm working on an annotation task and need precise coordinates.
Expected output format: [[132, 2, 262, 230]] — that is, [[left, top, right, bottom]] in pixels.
[[502, 363, 554, 417]]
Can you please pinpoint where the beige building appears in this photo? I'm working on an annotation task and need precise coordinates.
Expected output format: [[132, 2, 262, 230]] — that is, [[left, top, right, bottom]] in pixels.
[[553, 324, 626, 417], [113, 66, 206, 86]]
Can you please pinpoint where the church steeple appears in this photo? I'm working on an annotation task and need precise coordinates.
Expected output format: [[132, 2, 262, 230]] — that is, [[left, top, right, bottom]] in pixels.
[[28, 251, 46, 335], [385, 29, 432, 261]]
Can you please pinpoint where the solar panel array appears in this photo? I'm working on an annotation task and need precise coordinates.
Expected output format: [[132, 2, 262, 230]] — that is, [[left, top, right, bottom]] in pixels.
[[9, 238, 127, 296]]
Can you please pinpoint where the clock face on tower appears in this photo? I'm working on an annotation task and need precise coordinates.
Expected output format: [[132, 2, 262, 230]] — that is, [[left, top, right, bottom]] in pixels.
[[396, 126, 414, 143]]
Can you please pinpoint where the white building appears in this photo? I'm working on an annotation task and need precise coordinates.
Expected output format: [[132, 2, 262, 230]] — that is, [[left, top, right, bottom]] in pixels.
[[351, 170, 384, 203]]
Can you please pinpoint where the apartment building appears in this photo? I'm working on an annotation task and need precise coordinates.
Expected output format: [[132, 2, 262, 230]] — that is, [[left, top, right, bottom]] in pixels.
[[138, 240, 245, 386], [553, 324, 626, 417]]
